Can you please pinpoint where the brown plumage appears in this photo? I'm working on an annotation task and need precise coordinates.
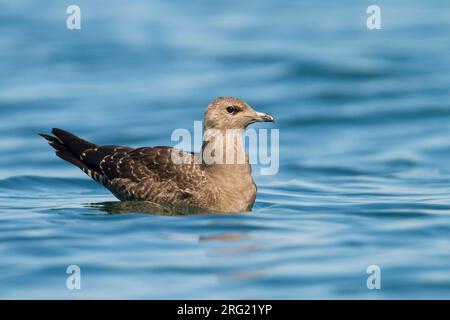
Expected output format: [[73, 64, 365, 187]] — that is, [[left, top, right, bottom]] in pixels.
[[39, 97, 274, 213]]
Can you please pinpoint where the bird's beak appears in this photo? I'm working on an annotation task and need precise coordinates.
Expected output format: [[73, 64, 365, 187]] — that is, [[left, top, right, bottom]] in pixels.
[[254, 111, 275, 123]]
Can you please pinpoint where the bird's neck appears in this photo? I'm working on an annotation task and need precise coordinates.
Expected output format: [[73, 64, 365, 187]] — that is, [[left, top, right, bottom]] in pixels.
[[201, 128, 249, 168], [201, 128, 256, 212]]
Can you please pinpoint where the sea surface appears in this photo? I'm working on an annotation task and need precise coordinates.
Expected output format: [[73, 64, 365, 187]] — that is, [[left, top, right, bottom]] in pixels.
[[1, 0, 450, 299]]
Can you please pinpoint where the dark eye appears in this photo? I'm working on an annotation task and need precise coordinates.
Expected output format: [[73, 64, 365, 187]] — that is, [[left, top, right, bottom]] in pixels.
[[226, 106, 241, 114], [226, 106, 235, 113]]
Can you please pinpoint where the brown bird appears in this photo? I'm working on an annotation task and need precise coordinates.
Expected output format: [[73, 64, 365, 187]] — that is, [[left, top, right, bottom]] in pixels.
[[39, 97, 274, 213]]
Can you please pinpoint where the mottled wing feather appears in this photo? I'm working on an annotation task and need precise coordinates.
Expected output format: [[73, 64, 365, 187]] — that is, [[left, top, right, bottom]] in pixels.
[[98, 146, 208, 205], [80, 145, 132, 173], [41, 129, 212, 207]]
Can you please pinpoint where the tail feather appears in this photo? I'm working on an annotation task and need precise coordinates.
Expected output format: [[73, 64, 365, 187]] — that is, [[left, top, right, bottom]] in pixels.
[[51, 128, 96, 157], [55, 149, 102, 181], [38, 133, 65, 152], [39, 129, 103, 183]]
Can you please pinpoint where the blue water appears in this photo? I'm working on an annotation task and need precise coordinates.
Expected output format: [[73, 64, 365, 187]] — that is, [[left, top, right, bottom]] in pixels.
[[1, 0, 450, 299]]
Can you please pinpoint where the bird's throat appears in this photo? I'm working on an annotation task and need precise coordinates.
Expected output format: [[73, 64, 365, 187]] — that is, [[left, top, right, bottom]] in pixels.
[[201, 128, 248, 167]]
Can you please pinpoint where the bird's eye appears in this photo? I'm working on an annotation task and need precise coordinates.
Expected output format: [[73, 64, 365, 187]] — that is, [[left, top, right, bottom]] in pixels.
[[226, 106, 241, 114], [226, 106, 235, 113]]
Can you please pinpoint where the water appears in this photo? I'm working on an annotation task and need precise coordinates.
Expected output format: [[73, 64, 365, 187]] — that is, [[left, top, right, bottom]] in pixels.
[[1, 0, 450, 299]]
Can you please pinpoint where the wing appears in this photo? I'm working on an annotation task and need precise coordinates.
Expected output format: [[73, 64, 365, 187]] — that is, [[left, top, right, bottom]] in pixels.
[[40, 129, 211, 206], [98, 146, 209, 204]]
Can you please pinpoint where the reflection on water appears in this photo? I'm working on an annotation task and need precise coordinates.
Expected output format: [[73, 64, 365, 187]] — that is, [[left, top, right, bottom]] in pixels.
[[199, 233, 250, 242], [86, 201, 208, 216]]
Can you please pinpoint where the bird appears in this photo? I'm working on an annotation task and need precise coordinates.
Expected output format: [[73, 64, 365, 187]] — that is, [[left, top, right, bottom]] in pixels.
[[39, 97, 275, 213]]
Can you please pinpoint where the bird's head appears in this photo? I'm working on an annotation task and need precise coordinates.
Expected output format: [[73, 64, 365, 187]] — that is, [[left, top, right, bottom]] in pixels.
[[204, 97, 274, 130]]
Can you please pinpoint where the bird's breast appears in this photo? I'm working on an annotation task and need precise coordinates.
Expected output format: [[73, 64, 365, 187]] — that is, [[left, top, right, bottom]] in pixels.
[[204, 164, 257, 212]]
